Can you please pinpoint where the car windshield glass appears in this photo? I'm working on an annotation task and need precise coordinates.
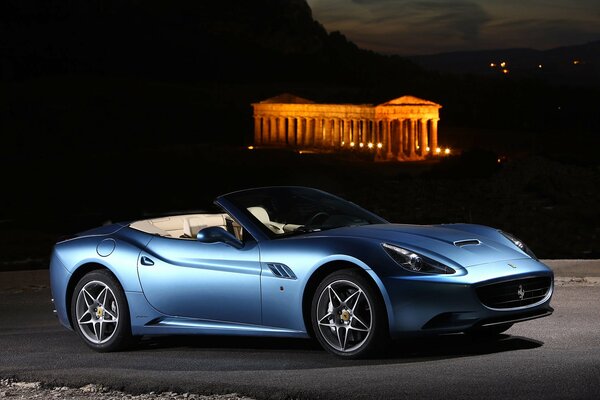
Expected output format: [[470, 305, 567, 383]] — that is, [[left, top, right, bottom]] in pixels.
[[221, 187, 388, 238]]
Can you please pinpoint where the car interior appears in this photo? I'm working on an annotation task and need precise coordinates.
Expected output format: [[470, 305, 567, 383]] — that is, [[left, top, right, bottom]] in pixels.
[[130, 213, 244, 240]]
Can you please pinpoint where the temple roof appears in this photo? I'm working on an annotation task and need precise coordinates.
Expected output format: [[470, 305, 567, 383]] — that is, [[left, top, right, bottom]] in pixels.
[[379, 95, 441, 107], [259, 93, 315, 104]]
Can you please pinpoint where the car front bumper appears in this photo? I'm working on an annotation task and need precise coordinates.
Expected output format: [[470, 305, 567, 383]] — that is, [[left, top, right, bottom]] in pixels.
[[381, 258, 554, 337]]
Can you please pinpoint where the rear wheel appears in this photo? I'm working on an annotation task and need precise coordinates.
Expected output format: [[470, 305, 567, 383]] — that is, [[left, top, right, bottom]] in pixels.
[[70, 270, 132, 352], [311, 269, 388, 359]]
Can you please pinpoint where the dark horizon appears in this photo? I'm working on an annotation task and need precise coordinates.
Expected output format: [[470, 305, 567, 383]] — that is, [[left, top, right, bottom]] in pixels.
[[307, 0, 600, 56]]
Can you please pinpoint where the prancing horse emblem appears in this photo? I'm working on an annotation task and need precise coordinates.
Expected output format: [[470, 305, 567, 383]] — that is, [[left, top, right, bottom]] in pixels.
[[517, 284, 525, 300]]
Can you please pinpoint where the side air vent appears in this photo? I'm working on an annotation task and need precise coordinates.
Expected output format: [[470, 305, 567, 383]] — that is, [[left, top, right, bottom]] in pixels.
[[267, 263, 297, 280], [454, 239, 481, 247]]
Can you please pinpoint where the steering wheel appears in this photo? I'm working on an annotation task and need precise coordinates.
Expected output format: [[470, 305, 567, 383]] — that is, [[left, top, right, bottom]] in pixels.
[[305, 211, 330, 227]]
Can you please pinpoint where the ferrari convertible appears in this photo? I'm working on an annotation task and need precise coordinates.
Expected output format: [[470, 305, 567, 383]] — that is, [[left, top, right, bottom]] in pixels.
[[50, 186, 554, 358]]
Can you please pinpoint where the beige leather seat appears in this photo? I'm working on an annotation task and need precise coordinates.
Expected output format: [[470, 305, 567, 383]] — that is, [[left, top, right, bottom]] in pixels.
[[182, 218, 207, 238], [247, 206, 284, 234], [182, 215, 227, 238]]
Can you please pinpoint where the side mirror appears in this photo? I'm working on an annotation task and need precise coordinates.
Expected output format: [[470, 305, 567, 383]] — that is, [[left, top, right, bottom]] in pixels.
[[196, 226, 243, 249]]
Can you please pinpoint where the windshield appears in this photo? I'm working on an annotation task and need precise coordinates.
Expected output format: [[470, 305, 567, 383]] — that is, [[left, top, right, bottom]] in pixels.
[[221, 187, 388, 238]]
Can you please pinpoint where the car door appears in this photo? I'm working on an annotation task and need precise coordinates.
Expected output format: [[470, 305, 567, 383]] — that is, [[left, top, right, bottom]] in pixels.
[[137, 236, 261, 324]]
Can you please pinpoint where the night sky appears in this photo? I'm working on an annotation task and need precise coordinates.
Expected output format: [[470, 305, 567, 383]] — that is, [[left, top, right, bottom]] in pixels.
[[307, 0, 600, 55]]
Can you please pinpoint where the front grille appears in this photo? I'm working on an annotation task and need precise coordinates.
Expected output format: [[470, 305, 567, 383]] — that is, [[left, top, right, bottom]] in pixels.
[[476, 276, 552, 309]]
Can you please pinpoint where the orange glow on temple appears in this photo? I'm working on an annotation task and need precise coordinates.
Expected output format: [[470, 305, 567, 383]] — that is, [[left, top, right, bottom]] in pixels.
[[251, 93, 442, 161]]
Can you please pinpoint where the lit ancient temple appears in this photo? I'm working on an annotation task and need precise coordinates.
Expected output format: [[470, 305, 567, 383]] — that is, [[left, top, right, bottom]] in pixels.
[[252, 93, 441, 161]]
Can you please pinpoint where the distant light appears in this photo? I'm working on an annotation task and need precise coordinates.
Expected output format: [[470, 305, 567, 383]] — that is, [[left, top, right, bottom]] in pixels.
[[502, 68, 509, 74], [435, 148, 441, 154], [497, 158, 501, 163], [500, 61, 507, 68], [367, 142, 374, 149], [247, 146, 254, 150], [573, 60, 581, 65], [538, 64, 543, 69], [341, 141, 345, 146], [377, 142, 383, 149], [490, 62, 496, 67], [359, 142, 364, 148], [350, 141, 355, 147], [416, 145, 420, 150], [444, 148, 450, 155], [426, 146, 430, 152]]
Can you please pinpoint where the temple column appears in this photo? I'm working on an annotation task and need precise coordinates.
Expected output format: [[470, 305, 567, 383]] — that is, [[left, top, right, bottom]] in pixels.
[[277, 118, 286, 143], [352, 119, 358, 145], [297, 119, 303, 146], [358, 120, 363, 144], [385, 119, 393, 159], [272, 117, 279, 143], [265, 117, 271, 143], [306, 118, 314, 146], [402, 120, 409, 155], [342, 120, 350, 145], [254, 116, 261, 144], [408, 119, 417, 159], [395, 119, 402, 159], [313, 119, 320, 147], [322, 119, 331, 147], [372, 120, 378, 145], [333, 119, 340, 146], [419, 119, 428, 156], [288, 117, 296, 145], [261, 117, 269, 144], [430, 118, 439, 153], [395, 120, 402, 161], [360, 119, 369, 144]]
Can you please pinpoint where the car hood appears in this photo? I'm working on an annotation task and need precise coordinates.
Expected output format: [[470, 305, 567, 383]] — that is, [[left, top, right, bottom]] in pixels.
[[310, 223, 529, 268]]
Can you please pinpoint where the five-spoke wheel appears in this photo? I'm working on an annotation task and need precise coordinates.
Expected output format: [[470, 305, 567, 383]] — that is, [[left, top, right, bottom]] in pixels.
[[71, 270, 132, 352], [311, 269, 387, 358]]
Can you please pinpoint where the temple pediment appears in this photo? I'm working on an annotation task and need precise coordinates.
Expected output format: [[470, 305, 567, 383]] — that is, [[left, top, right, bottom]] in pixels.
[[259, 93, 315, 104], [379, 96, 441, 107]]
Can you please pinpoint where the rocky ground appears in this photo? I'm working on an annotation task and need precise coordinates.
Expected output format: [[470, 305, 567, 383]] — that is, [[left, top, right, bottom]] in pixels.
[[0, 380, 255, 400]]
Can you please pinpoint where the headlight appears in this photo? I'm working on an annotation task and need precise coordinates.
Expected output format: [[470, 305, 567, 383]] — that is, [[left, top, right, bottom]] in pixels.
[[499, 230, 537, 260], [381, 243, 455, 274]]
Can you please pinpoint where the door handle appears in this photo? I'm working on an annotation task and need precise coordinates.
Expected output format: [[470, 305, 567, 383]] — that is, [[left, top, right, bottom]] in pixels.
[[140, 256, 154, 266]]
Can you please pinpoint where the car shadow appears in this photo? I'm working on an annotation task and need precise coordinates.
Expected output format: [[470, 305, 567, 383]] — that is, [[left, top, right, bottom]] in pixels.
[[131, 333, 543, 368]]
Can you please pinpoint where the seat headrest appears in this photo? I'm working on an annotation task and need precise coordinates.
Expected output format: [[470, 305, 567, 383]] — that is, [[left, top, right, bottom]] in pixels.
[[247, 206, 270, 224]]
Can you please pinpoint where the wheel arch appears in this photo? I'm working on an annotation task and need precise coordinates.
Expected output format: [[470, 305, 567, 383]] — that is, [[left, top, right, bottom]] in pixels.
[[301, 259, 393, 339], [65, 262, 122, 329]]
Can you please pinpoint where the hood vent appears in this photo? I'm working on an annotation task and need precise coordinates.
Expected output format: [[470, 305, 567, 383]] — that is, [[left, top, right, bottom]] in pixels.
[[267, 263, 297, 280], [453, 239, 481, 247]]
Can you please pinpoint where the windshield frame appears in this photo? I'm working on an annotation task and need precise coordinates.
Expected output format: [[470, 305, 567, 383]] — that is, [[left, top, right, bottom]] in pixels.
[[216, 186, 389, 241]]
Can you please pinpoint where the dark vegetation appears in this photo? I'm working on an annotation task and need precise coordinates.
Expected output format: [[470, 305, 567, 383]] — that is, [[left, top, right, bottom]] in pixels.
[[1, 0, 599, 266]]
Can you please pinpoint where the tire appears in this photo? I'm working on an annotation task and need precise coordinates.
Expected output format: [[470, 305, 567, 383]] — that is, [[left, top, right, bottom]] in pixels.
[[311, 269, 388, 359], [467, 323, 513, 338], [70, 270, 132, 352]]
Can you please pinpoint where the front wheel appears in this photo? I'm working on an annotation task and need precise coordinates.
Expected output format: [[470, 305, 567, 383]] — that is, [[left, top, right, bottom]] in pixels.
[[311, 269, 388, 358], [70, 270, 132, 352]]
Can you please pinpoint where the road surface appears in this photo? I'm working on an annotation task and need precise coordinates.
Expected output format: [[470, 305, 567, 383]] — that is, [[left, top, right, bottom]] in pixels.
[[0, 271, 599, 399]]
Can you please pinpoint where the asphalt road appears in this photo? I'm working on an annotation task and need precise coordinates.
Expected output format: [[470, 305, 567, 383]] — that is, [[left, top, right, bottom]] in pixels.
[[1, 279, 599, 399]]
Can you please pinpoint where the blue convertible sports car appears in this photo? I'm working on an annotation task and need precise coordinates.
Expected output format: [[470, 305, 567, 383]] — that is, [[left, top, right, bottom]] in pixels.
[[50, 186, 554, 358]]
